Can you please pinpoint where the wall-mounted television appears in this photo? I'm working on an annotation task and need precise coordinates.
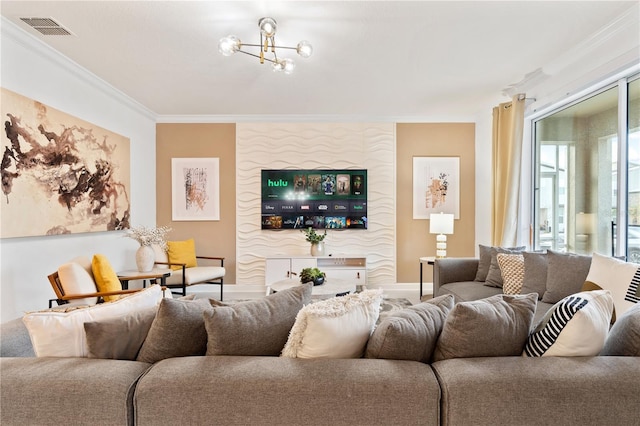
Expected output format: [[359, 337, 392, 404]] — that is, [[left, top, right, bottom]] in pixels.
[[261, 169, 367, 230]]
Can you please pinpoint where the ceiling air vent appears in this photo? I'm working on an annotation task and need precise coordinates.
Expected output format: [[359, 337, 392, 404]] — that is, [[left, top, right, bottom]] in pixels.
[[20, 17, 72, 36]]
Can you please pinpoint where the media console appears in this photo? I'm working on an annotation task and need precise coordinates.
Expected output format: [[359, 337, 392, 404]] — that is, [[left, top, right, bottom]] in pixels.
[[264, 256, 367, 287]]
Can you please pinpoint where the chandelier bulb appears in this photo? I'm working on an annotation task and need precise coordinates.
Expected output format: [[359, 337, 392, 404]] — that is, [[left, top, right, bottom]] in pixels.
[[296, 40, 313, 58], [218, 35, 240, 56], [259, 17, 277, 37], [281, 58, 296, 74]]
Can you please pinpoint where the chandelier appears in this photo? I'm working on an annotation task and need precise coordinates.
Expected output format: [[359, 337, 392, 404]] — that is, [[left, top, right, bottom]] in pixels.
[[218, 17, 312, 74]]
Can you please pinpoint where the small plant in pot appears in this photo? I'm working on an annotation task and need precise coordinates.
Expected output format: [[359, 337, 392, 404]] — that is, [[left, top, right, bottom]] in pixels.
[[299, 267, 326, 286]]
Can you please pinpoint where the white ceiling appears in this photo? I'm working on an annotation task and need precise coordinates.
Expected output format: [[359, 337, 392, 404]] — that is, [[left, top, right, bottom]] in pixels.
[[1, 1, 638, 120]]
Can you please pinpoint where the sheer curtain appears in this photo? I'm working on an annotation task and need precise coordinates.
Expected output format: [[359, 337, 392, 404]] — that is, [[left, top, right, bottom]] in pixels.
[[492, 95, 526, 246]]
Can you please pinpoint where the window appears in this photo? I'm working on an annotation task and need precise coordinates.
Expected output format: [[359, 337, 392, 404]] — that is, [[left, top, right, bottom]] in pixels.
[[532, 74, 640, 262]]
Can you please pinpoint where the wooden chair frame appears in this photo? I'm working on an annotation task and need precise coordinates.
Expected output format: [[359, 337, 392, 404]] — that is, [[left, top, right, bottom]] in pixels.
[[47, 271, 144, 308]]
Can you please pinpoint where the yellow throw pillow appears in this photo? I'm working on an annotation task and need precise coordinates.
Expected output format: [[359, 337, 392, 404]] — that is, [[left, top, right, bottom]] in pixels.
[[167, 239, 198, 271], [91, 254, 122, 302]]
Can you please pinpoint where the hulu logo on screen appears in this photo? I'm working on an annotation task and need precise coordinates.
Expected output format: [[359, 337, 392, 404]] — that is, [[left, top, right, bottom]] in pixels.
[[268, 179, 289, 187]]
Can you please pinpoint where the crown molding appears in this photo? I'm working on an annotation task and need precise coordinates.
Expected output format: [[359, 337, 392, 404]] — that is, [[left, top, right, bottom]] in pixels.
[[1, 17, 157, 121], [155, 114, 479, 124], [503, 4, 640, 98]]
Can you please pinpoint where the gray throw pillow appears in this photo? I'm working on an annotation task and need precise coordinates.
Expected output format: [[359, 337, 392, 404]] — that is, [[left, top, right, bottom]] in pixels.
[[485, 246, 525, 288], [365, 294, 454, 363], [474, 244, 494, 281], [521, 251, 548, 299], [84, 306, 157, 360], [600, 302, 640, 356], [541, 250, 592, 304], [204, 283, 312, 356], [136, 297, 218, 363], [432, 293, 537, 361]]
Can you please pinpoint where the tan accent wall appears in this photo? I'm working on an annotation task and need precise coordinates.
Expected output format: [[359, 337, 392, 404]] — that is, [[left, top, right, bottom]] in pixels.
[[156, 123, 237, 284], [396, 123, 476, 284]]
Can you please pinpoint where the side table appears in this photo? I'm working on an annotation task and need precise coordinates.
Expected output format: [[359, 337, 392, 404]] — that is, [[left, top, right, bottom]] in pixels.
[[117, 269, 171, 290], [419, 257, 435, 299]]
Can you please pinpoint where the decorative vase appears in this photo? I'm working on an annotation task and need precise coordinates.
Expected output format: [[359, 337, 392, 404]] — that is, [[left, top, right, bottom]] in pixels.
[[310, 242, 325, 257], [135, 245, 155, 272], [313, 276, 325, 286]]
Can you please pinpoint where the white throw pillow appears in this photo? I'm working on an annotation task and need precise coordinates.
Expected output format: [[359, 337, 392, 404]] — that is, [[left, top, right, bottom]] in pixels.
[[23, 285, 163, 357], [585, 252, 639, 318], [524, 289, 613, 357], [57, 261, 99, 305], [281, 289, 383, 359]]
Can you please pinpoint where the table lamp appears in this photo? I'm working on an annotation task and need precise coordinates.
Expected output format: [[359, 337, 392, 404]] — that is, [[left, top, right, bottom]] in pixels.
[[576, 212, 595, 253], [430, 212, 454, 258]]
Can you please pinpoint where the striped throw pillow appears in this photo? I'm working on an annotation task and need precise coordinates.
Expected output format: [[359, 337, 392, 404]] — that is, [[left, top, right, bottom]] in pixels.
[[524, 290, 613, 357]]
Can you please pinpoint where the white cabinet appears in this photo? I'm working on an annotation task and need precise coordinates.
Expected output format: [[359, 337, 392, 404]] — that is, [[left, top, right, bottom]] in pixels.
[[265, 257, 317, 285], [265, 256, 366, 286]]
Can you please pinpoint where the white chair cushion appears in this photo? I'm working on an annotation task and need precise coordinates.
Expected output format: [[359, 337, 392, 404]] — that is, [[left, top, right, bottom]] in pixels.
[[69, 256, 96, 280], [57, 262, 99, 305], [164, 266, 225, 286]]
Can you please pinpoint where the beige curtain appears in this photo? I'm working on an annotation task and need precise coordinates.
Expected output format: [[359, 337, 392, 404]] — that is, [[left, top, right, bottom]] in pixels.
[[492, 95, 526, 246]]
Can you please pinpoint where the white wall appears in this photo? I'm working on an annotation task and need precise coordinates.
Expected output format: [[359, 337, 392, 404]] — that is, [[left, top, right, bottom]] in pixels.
[[0, 19, 157, 321], [235, 123, 396, 287]]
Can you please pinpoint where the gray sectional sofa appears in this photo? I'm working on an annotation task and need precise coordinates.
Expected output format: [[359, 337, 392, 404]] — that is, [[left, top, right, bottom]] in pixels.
[[433, 256, 556, 324], [2, 252, 639, 426], [1, 317, 638, 426]]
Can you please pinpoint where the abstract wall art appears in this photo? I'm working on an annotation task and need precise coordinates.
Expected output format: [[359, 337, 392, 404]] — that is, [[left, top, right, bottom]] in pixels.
[[171, 157, 220, 221], [413, 156, 460, 219], [1, 88, 131, 238]]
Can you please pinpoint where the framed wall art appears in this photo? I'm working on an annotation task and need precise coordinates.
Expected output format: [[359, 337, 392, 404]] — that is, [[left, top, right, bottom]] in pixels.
[[413, 156, 460, 219], [171, 157, 220, 221], [0, 88, 131, 238]]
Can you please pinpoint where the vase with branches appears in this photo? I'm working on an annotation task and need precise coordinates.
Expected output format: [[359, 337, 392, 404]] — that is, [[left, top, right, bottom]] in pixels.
[[125, 225, 171, 272]]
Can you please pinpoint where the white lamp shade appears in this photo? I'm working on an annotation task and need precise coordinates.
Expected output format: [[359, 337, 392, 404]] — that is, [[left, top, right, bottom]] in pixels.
[[429, 213, 454, 234], [576, 213, 595, 235]]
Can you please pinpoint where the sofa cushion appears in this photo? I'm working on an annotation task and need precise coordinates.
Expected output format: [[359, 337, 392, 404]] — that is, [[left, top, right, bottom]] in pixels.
[[134, 357, 441, 426], [167, 239, 198, 270], [525, 290, 613, 357], [432, 293, 537, 361], [438, 281, 502, 303], [521, 251, 548, 299], [22, 285, 163, 357], [282, 289, 383, 359], [485, 246, 525, 288], [496, 253, 524, 294], [585, 252, 639, 320], [365, 294, 454, 363], [431, 357, 640, 426], [91, 254, 122, 302], [204, 283, 312, 356], [600, 302, 640, 356], [0, 357, 151, 425], [541, 250, 592, 304], [136, 297, 216, 363], [84, 306, 157, 360]]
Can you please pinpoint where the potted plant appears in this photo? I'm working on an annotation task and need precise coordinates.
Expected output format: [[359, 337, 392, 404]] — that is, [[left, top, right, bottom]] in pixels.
[[301, 227, 327, 256], [299, 267, 326, 286]]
